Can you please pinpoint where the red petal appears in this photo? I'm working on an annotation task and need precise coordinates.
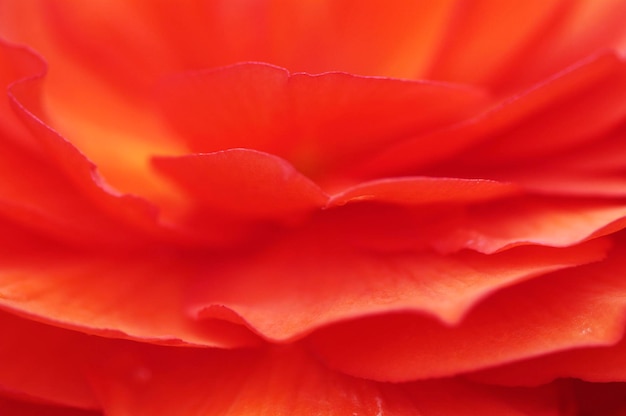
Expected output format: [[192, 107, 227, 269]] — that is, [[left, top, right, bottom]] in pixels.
[[0, 395, 100, 416], [432, 196, 626, 254], [364, 52, 626, 178], [89, 344, 563, 416], [307, 241, 626, 382], [153, 149, 328, 220], [0, 312, 562, 416], [189, 230, 608, 341], [0, 311, 102, 409], [489, 0, 626, 91], [459, 54, 626, 167], [427, 0, 566, 86], [0, 250, 261, 348], [329, 177, 519, 207], [157, 62, 487, 180], [471, 335, 626, 387]]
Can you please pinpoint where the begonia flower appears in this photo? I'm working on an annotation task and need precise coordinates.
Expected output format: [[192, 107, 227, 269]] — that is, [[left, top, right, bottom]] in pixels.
[[1, 1, 626, 414]]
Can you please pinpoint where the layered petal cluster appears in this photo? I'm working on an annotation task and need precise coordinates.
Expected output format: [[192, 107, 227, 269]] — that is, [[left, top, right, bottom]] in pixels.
[[2, 1, 626, 414]]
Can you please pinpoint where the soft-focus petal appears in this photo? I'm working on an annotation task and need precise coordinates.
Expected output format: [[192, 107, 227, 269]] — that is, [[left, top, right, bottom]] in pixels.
[[90, 344, 563, 416], [0, 395, 100, 416], [364, 52, 626, 178]]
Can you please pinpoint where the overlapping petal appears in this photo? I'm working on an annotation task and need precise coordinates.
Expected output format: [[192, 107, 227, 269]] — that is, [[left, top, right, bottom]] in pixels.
[[156, 62, 487, 182], [1, 0, 626, 413], [307, 240, 626, 382], [90, 343, 564, 416], [0, 249, 261, 348], [363, 52, 626, 180], [153, 149, 328, 220], [189, 230, 609, 341]]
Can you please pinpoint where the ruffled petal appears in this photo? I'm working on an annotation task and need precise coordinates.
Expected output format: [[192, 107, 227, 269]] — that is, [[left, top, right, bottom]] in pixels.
[[0, 250, 261, 348], [432, 197, 626, 254], [156, 62, 487, 180], [189, 229, 608, 341], [307, 241, 626, 382], [0, 40, 180, 247]]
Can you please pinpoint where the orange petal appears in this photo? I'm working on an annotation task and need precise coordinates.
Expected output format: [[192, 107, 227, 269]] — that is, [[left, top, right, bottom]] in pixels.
[[458, 55, 626, 168], [0, 0, 456, 80], [156, 62, 487, 180], [307, 241, 626, 382], [189, 229, 608, 341], [427, 0, 565, 86], [364, 52, 626, 178], [432, 196, 626, 254], [0, 41, 172, 247], [489, 0, 626, 91], [153, 149, 328, 220], [0, 250, 262, 348]]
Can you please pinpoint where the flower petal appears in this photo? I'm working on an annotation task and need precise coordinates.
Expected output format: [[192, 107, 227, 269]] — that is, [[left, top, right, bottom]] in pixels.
[[0, 311, 102, 409], [470, 335, 626, 387], [329, 177, 519, 207], [427, 0, 566, 86], [432, 197, 626, 254], [189, 230, 608, 341], [0, 40, 180, 248], [152, 149, 328, 220], [364, 52, 626, 178], [0, 0, 457, 81], [156, 62, 487, 180], [0, 250, 262, 348], [90, 344, 562, 416], [1, 312, 561, 416], [308, 241, 626, 381], [0, 395, 100, 416]]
